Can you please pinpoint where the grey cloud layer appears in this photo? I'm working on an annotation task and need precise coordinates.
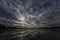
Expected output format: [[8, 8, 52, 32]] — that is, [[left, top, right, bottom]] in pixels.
[[0, 0, 60, 27]]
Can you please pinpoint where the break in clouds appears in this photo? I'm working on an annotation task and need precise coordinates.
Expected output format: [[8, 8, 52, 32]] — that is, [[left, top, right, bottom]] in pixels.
[[0, 0, 60, 28]]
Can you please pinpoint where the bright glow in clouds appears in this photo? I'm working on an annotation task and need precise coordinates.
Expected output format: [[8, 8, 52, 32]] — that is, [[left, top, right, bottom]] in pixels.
[[18, 16, 25, 22], [14, 10, 47, 28], [0, 0, 51, 28]]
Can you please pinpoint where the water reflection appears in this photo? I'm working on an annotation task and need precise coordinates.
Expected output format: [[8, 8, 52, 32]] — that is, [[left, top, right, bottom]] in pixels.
[[0, 26, 60, 40]]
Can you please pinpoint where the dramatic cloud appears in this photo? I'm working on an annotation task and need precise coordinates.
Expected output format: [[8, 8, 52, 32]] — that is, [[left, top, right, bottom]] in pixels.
[[0, 0, 60, 28]]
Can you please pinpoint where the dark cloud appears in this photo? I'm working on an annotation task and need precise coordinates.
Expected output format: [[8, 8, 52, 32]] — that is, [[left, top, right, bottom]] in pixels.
[[0, 0, 60, 27]]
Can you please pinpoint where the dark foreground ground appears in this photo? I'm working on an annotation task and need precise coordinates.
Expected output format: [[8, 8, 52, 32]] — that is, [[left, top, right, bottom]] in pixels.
[[0, 24, 60, 40]]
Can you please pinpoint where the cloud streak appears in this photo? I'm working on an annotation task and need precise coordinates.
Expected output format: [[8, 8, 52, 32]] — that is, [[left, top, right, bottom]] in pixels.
[[0, 0, 60, 28]]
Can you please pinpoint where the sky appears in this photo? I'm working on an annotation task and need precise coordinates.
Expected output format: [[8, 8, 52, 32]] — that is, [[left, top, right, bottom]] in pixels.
[[0, 0, 60, 28]]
